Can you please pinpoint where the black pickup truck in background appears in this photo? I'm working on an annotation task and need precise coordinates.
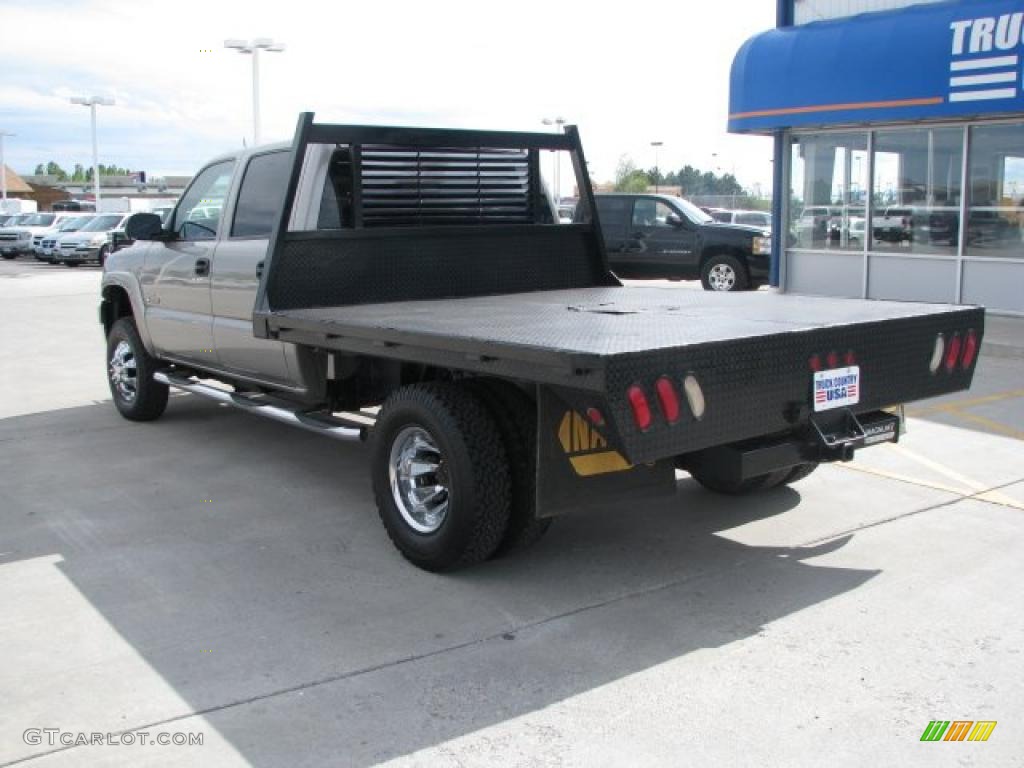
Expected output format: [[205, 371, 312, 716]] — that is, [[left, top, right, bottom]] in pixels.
[[581, 193, 771, 291]]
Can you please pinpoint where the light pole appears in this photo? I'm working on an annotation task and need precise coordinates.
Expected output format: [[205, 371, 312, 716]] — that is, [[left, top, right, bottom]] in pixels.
[[650, 141, 663, 193], [0, 131, 14, 202], [70, 96, 115, 205], [541, 116, 566, 203], [225, 38, 286, 146]]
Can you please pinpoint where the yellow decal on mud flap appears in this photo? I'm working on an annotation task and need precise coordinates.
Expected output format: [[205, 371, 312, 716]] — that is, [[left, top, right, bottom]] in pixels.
[[557, 411, 632, 476]]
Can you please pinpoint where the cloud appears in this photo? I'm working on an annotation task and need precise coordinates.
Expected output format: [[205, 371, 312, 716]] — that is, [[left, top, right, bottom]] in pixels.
[[1, 0, 775, 186]]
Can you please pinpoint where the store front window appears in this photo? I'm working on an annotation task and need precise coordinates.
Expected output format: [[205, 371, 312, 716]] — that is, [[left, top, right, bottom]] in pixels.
[[967, 123, 1024, 257], [790, 132, 867, 251], [871, 127, 962, 256]]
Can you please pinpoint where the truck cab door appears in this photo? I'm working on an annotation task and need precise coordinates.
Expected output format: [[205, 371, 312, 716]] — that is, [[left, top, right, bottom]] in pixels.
[[594, 197, 634, 276], [142, 160, 234, 365], [210, 149, 293, 384], [628, 198, 698, 277]]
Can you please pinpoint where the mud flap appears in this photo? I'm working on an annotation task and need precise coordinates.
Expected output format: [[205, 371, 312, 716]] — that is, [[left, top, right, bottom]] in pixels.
[[535, 386, 675, 518]]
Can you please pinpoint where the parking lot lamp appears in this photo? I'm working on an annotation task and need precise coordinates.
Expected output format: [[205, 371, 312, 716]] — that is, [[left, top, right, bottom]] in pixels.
[[651, 141, 663, 193], [0, 131, 14, 201], [225, 38, 286, 146], [541, 117, 566, 203], [70, 96, 115, 205]]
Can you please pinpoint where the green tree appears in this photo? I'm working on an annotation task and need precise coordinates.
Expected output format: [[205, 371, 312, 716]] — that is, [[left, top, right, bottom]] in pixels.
[[72, 164, 85, 182], [44, 161, 68, 180], [33, 163, 45, 175], [614, 155, 650, 193]]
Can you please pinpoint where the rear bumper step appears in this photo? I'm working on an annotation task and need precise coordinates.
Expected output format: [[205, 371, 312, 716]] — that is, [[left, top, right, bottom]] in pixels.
[[154, 371, 366, 442]]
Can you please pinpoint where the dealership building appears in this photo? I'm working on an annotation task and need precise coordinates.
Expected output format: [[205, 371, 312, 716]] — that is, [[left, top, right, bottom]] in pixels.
[[730, 0, 1024, 315]]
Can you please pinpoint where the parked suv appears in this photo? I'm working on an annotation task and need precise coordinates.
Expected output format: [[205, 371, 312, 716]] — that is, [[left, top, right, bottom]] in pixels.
[[0, 212, 83, 259], [54, 214, 130, 266], [584, 194, 771, 290], [709, 209, 771, 232]]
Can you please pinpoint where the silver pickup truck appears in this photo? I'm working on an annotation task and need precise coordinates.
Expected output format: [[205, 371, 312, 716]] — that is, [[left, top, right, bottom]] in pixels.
[[101, 115, 984, 571]]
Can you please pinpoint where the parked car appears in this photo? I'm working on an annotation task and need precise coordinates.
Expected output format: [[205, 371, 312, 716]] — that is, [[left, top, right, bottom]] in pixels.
[[0, 212, 85, 259], [709, 209, 771, 232], [584, 194, 771, 290], [873, 207, 913, 244], [795, 206, 838, 245], [37, 216, 96, 262], [31, 213, 93, 257], [54, 214, 130, 266]]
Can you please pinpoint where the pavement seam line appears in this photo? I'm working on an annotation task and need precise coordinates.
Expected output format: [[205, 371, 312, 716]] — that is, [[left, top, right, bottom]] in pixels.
[[798, 475, 1024, 548]]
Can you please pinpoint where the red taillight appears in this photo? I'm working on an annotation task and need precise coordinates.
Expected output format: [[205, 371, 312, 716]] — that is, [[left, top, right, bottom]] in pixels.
[[655, 377, 680, 424], [809, 354, 822, 372], [944, 333, 961, 372], [826, 351, 840, 368], [961, 329, 978, 369], [586, 407, 605, 427], [844, 350, 857, 366], [627, 385, 652, 431]]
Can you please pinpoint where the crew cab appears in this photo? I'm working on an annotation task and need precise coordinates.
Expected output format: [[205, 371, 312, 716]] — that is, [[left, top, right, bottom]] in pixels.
[[101, 114, 984, 572], [582, 194, 771, 290]]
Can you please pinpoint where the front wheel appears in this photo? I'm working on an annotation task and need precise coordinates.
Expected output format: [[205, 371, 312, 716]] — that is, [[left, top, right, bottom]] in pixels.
[[370, 383, 511, 571], [700, 253, 749, 292], [106, 317, 168, 421]]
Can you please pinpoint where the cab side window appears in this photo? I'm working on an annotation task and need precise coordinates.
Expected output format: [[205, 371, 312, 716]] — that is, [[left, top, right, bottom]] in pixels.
[[632, 199, 675, 228], [232, 152, 291, 238], [173, 161, 235, 240]]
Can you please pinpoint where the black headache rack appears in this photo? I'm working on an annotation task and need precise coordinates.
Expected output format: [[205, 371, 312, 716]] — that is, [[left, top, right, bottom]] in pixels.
[[254, 115, 984, 468], [254, 111, 618, 337]]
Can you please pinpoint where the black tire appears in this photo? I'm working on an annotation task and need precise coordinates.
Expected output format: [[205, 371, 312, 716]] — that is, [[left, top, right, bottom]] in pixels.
[[686, 464, 792, 495], [370, 383, 511, 572], [98, 245, 110, 268], [106, 317, 169, 421], [782, 462, 819, 485], [64, 261, 79, 267], [684, 459, 819, 495], [1, 254, 15, 260], [467, 379, 552, 557], [700, 253, 749, 292]]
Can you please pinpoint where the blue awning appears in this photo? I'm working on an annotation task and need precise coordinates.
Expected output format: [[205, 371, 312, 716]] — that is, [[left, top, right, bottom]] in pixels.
[[729, 0, 1024, 133]]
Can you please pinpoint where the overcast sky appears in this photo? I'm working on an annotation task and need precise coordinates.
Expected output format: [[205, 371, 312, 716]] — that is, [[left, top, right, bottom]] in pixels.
[[1, 0, 776, 192]]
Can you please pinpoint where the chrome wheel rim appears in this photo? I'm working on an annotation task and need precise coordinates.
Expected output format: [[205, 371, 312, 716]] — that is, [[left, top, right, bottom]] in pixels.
[[109, 339, 138, 403], [388, 426, 450, 534], [708, 263, 737, 291]]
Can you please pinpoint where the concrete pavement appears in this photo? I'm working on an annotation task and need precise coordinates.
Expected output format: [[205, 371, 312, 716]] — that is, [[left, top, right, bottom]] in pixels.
[[1, 258, 1021, 767]]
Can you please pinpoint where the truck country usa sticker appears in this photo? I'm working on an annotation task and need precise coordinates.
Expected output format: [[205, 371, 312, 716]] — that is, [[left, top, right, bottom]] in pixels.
[[813, 366, 860, 412]]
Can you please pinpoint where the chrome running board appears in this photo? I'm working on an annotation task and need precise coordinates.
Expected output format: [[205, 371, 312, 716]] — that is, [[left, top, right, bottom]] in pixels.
[[154, 371, 366, 442]]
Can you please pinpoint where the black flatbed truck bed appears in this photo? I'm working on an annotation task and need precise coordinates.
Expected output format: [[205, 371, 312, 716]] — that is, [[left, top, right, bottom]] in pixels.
[[222, 113, 983, 568]]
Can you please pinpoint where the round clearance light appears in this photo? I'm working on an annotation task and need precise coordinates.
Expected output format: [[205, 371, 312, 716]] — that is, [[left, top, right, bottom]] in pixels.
[[961, 329, 978, 370], [683, 374, 705, 420], [809, 354, 823, 372], [929, 333, 944, 374], [655, 377, 681, 424], [826, 350, 840, 369], [627, 385, 652, 431], [844, 350, 857, 366], [944, 333, 962, 373], [586, 407, 605, 427]]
